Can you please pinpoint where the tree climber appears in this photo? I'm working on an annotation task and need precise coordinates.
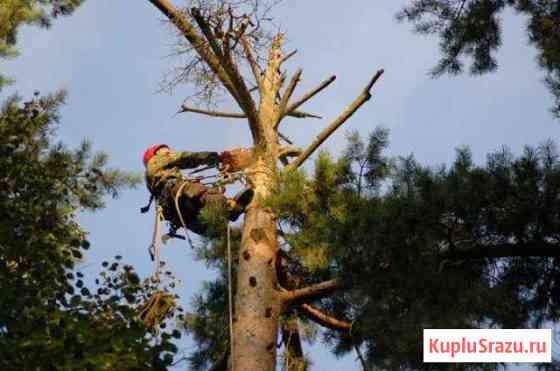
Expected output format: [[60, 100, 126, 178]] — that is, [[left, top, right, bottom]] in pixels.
[[142, 144, 254, 236]]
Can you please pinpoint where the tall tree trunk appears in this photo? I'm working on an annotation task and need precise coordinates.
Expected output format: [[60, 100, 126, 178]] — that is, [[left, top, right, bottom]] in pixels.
[[233, 157, 279, 370], [231, 32, 286, 370]]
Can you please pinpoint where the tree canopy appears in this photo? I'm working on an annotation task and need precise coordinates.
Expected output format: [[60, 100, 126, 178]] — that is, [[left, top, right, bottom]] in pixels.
[[398, 0, 560, 118], [0, 91, 184, 369]]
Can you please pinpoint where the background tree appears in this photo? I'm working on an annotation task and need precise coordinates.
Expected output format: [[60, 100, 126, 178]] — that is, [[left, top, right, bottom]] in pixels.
[[0, 0, 84, 89], [0, 92, 184, 369], [397, 0, 560, 118], [269, 129, 560, 370]]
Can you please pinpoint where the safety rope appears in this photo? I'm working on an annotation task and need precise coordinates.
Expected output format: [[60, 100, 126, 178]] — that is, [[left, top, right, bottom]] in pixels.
[[148, 202, 163, 282], [227, 223, 234, 371], [174, 181, 195, 249]]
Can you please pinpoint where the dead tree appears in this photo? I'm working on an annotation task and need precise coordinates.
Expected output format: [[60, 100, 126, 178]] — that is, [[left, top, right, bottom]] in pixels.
[[147, 1, 383, 369]]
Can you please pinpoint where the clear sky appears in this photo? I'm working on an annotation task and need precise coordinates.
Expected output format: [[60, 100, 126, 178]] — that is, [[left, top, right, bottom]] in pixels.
[[2, 0, 557, 370]]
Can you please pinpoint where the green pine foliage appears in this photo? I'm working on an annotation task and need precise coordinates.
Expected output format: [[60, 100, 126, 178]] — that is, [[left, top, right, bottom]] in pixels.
[[0, 92, 183, 369], [270, 129, 560, 370], [397, 0, 560, 117]]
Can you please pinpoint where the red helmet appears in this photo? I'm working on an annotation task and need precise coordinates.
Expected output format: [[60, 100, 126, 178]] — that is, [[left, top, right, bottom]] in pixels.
[[143, 144, 169, 166]]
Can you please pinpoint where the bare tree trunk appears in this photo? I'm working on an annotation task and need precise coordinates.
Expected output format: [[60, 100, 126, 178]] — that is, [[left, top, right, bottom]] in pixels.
[[232, 35, 283, 370], [233, 161, 280, 370], [144, 4, 383, 369]]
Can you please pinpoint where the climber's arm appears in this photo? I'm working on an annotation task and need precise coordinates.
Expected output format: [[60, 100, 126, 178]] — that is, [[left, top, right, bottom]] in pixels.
[[166, 151, 221, 169]]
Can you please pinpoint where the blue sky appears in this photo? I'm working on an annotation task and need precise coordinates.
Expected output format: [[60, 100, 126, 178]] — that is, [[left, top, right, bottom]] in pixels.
[[2, 0, 558, 369]]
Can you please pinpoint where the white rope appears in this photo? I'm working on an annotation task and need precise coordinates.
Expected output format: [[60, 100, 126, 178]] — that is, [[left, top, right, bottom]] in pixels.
[[174, 181, 195, 249], [148, 202, 163, 282], [227, 223, 235, 371]]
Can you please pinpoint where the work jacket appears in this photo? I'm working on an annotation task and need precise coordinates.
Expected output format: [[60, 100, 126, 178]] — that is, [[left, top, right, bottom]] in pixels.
[[145, 151, 220, 195]]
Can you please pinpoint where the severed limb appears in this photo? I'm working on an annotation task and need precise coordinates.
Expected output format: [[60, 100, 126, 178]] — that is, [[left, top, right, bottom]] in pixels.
[[279, 279, 338, 303], [299, 303, 351, 333], [286, 69, 384, 171]]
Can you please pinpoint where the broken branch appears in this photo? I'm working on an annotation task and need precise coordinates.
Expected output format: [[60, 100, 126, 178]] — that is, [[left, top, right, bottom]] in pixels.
[[282, 75, 337, 120], [280, 49, 298, 66], [241, 36, 263, 87], [299, 303, 351, 333], [289, 110, 322, 119], [280, 279, 338, 303], [180, 105, 318, 120], [278, 131, 293, 145], [286, 69, 384, 171], [180, 105, 246, 118], [279, 68, 303, 117]]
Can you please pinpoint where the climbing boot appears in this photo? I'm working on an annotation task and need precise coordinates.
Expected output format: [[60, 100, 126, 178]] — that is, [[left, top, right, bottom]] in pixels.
[[228, 187, 254, 221]]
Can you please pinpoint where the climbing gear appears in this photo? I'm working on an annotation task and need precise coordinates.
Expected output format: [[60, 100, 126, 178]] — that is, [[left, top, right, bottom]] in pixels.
[[141, 203, 177, 334], [143, 144, 169, 166], [148, 203, 164, 281], [139, 290, 176, 334]]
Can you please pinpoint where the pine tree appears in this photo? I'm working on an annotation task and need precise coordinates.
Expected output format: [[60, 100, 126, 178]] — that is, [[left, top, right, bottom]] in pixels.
[[0, 91, 183, 369], [397, 0, 560, 118], [145, 1, 384, 369], [272, 131, 560, 370]]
